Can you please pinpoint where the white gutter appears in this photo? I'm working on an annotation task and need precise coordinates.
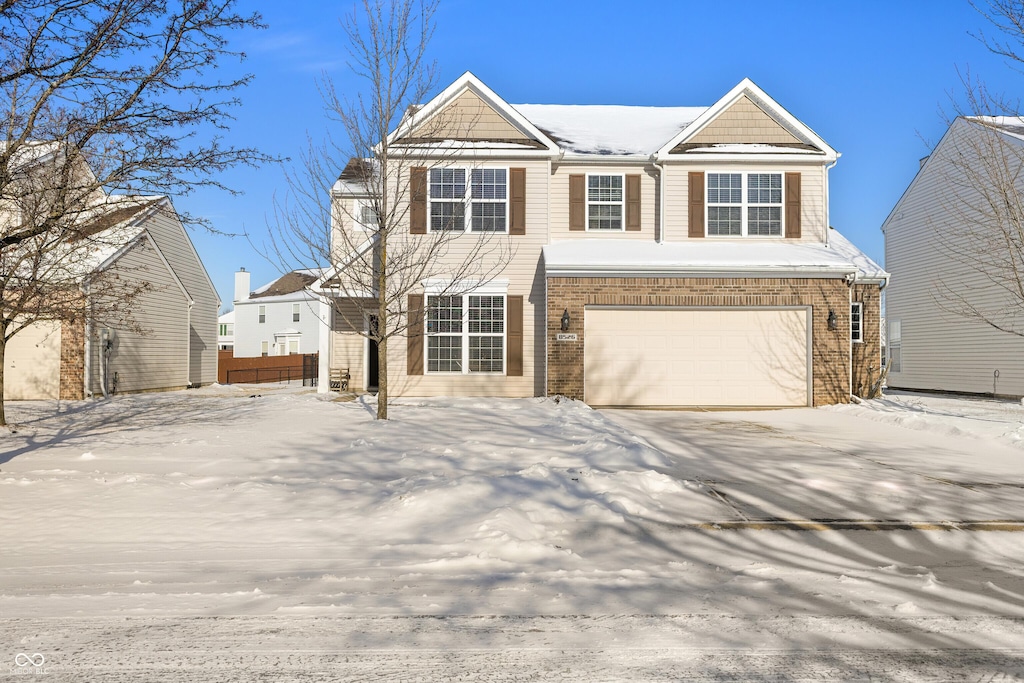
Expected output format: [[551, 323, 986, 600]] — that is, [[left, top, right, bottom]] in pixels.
[[544, 264, 867, 279], [654, 160, 666, 244], [82, 282, 92, 398], [824, 157, 839, 248], [317, 295, 331, 394], [186, 300, 193, 387]]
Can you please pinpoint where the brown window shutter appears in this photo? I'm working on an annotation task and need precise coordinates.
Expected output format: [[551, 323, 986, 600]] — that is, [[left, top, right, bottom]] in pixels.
[[407, 293, 424, 375], [506, 295, 523, 376], [625, 174, 641, 231], [785, 172, 801, 238], [410, 167, 427, 234], [569, 174, 585, 231], [510, 168, 526, 235], [688, 172, 704, 238]]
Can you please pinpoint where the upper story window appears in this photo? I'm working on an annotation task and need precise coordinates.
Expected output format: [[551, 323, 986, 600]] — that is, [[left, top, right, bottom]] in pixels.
[[851, 302, 863, 343], [358, 201, 378, 230], [587, 174, 623, 230], [429, 167, 507, 232], [218, 323, 233, 336], [425, 293, 505, 373], [258, 305, 266, 323], [292, 303, 301, 323], [707, 172, 783, 237]]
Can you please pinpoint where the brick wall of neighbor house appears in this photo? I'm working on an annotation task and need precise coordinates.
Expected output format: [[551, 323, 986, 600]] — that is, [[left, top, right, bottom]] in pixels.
[[59, 317, 86, 400], [851, 283, 883, 398], [546, 277, 854, 406]]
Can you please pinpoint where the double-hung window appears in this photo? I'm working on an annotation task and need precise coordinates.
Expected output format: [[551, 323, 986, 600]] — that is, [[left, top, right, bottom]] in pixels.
[[587, 174, 624, 230], [707, 172, 783, 237], [292, 303, 301, 323], [851, 302, 863, 343], [426, 294, 505, 373], [428, 168, 507, 232], [888, 320, 901, 372], [258, 305, 266, 323]]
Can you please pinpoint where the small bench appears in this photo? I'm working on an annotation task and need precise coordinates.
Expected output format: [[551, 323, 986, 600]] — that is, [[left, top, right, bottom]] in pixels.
[[329, 368, 350, 391]]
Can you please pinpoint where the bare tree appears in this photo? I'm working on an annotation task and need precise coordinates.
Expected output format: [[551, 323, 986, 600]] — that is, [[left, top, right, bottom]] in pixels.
[[271, 0, 511, 420], [0, 1, 273, 424]]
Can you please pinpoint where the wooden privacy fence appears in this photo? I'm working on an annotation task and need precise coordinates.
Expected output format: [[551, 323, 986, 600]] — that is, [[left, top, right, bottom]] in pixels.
[[218, 351, 318, 387]]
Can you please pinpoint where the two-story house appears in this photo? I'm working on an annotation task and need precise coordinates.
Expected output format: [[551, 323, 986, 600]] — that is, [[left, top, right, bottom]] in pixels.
[[231, 268, 325, 358], [320, 72, 887, 407]]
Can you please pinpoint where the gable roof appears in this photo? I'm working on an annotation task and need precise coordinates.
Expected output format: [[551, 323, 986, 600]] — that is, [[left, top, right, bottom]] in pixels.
[[655, 78, 837, 162], [250, 270, 319, 299]]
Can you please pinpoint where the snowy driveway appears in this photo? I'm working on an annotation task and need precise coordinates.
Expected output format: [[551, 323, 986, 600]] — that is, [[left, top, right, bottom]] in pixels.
[[603, 402, 1024, 527], [2, 387, 1024, 681]]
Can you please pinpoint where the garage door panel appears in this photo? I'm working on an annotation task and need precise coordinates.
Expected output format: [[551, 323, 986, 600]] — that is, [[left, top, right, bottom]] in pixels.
[[584, 308, 808, 407]]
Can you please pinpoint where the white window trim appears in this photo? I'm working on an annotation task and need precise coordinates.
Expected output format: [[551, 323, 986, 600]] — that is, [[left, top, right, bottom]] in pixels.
[[258, 305, 266, 323], [705, 170, 785, 238], [354, 199, 378, 232], [851, 302, 864, 343], [425, 291, 508, 375], [292, 303, 301, 323], [585, 173, 625, 232], [427, 166, 510, 234]]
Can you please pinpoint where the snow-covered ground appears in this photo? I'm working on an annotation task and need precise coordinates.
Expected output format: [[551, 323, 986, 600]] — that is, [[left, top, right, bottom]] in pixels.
[[1, 385, 1023, 681]]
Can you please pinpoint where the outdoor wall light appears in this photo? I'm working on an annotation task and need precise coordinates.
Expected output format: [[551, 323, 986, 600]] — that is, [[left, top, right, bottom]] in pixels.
[[827, 309, 838, 331], [560, 308, 570, 332]]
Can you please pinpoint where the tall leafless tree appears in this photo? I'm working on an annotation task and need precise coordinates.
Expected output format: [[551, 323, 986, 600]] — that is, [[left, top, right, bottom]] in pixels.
[[271, 0, 510, 420], [0, 1, 273, 424]]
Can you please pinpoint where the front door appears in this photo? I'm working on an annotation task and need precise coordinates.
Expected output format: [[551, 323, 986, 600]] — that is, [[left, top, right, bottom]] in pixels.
[[367, 315, 380, 392]]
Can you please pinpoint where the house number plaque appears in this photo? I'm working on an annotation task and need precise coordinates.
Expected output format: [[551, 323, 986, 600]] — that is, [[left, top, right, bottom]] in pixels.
[[556, 333, 578, 342]]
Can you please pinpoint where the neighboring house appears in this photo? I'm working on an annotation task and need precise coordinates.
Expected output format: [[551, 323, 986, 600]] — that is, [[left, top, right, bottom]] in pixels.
[[4, 196, 220, 400], [321, 72, 888, 407], [883, 116, 1024, 397], [231, 268, 324, 358], [218, 310, 234, 351]]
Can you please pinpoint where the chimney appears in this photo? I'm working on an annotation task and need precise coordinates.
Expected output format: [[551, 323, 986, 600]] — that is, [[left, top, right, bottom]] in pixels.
[[234, 268, 251, 302]]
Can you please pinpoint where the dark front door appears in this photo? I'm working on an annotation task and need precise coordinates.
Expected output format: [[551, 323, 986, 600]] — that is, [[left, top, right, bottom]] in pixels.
[[367, 315, 380, 392]]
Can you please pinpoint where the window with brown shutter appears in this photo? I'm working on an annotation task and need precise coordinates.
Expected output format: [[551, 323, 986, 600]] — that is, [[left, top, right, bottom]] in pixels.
[[625, 174, 641, 231], [785, 172, 801, 239], [569, 174, 585, 231], [410, 167, 427, 234], [407, 293, 424, 375], [510, 168, 526, 235], [506, 295, 523, 376], [688, 172, 705, 238]]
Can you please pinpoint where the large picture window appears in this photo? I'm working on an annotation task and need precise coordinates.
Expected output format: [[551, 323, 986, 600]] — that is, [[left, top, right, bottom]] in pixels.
[[707, 172, 783, 237], [429, 168, 507, 232], [587, 174, 624, 230], [426, 294, 504, 373]]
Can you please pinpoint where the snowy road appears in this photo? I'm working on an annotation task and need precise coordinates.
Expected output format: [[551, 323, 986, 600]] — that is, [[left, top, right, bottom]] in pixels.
[[2, 387, 1024, 680]]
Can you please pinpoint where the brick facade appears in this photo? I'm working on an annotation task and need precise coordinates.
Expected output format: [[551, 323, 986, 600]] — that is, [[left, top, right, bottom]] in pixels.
[[59, 317, 86, 400], [547, 276, 881, 407], [851, 283, 883, 398]]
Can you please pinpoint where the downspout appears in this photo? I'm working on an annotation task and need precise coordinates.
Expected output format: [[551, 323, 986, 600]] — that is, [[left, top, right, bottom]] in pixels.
[[186, 300, 193, 387], [847, 271, 859, 402], [654, 159, 666, 244], [317, 295, 331, 394], [824, 158, 839, 248], [82, 282, 92, 398], [544, 155, 554, 397]]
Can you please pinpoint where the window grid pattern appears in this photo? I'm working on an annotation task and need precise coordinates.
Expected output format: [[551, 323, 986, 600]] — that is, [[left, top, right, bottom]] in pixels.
[[587, 175, 623, 230], [258, 306, 266, 323], [426, 294, 504, 374], [429, 168, 508, 232], [292, 304, 300, 323], [851, 303, 863, 342], [707, 172, 783, 237]]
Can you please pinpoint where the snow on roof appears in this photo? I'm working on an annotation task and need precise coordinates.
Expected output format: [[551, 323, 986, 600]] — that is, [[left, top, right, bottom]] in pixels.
[[678, 143, 821, 155], [512, 104, 707, 156], [218, 310, 234, 324], [966, 115, 1024, 143], [543, 230, 888, 281]]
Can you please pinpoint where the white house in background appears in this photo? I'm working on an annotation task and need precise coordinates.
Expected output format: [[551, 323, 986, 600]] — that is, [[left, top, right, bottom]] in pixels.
[[883, 116, 1024, 397], [217, 310, 234, 351], [231, 268, 325, 358]]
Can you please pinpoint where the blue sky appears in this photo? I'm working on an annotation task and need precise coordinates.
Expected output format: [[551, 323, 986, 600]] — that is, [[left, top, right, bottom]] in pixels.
[[186, 1, 1020, 312]]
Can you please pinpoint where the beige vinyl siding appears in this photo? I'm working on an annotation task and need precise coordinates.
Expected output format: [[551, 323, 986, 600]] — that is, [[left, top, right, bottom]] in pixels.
[[550, 164, 657, 239], [355, 158, 549, 398], [88, 237, 190, 394], [142, 208, 219, 386], [688, 95, 803, 145], [884, 120, 1024, 396], [3, 320, 61, 400], [331, 298, 369, 392], [408, 89, 531, 142], [661, 162, 827, 243]]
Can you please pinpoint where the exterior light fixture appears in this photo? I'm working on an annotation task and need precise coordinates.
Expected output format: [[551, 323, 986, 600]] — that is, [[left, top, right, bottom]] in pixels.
[[560, 308, 570, 332], [827, 309, 838, 331]]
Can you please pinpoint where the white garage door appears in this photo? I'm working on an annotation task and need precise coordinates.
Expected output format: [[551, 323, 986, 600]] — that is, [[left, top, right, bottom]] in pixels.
[[584, 307, 809, 407]]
